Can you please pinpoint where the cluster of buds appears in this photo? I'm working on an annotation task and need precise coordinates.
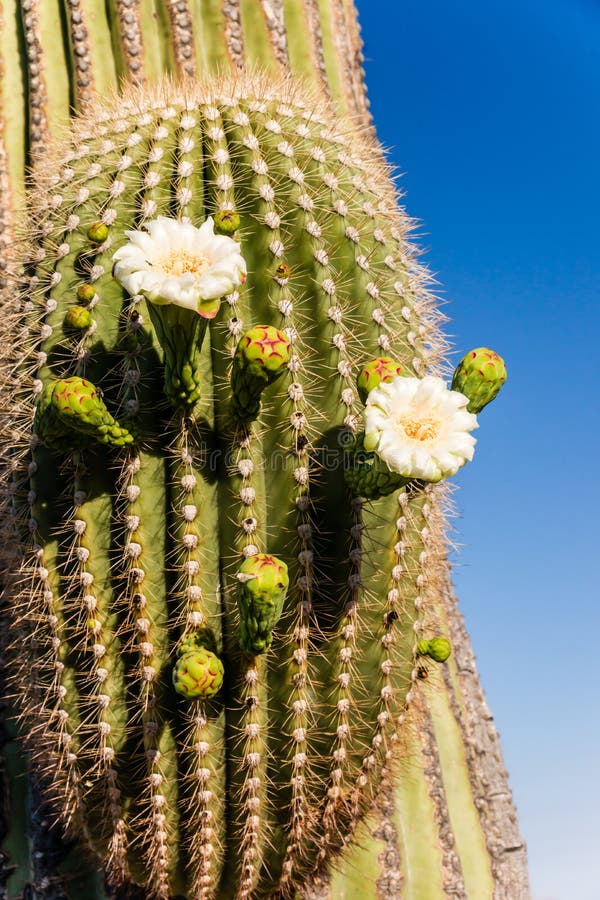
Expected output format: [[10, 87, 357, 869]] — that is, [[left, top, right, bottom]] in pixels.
[[417, 637, 452, 663], [346, 347, 507, 499]]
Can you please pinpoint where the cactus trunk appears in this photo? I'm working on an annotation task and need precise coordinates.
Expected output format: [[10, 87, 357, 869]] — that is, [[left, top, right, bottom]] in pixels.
[[0, 2, 529, 899]]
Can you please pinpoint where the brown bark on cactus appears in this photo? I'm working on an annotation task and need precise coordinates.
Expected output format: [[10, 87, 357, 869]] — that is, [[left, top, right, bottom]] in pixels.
[[0, 1, 529, 898]]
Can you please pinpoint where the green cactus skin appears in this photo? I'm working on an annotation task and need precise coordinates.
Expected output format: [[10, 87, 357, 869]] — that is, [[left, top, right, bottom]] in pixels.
[[236, 553, 290, 654], [0, 3, 530, 900], [357, 355, 405, 404], [417, 637, 452, 663], [451, 347, 507, 414]]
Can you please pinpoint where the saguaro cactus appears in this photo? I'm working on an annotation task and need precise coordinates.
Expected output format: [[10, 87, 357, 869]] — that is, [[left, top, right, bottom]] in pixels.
[[0, 3, 529, 900]]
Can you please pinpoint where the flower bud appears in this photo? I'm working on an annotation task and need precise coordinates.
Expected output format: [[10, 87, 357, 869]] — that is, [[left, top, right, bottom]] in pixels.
[[87, 221, 109, 244], [64, 306, 93, 331], [35, 376, 134, 450], [417, 637, 451, 663], [231, 326, 292, 422], [237, 554, 289, 654], [213, 209, 240, 235], [357, 357, 405, 404], [173, 648, 224, 699], [77, 283, 96, 304], [451, 348, 507, 414], [236, 326, 292, 376]]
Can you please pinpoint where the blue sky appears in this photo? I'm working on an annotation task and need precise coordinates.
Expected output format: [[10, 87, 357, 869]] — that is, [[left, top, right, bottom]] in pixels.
[[356, 1, 600, 897]]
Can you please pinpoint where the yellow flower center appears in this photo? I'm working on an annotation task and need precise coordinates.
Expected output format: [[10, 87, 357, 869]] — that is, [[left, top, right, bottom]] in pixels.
[[155, 249, 210, 278], [398, 414, 440, 442]]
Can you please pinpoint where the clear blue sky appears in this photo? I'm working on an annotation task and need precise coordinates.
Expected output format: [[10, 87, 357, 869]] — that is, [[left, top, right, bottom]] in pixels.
[[356, 2, 600, 897]]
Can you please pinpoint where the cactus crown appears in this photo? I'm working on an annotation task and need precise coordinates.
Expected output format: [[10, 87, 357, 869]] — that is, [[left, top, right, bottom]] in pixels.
[[1, 73, 456, 898]]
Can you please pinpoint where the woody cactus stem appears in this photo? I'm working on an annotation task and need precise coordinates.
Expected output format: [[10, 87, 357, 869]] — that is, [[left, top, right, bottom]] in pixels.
[[0, 3, 529, 900]]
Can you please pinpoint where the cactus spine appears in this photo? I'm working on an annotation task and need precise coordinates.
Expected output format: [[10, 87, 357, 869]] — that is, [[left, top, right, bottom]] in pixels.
[[0, 2, 529, 899]]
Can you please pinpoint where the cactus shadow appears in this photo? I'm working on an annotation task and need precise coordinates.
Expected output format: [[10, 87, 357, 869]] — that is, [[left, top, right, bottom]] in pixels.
[[305, 423, 354, 636]]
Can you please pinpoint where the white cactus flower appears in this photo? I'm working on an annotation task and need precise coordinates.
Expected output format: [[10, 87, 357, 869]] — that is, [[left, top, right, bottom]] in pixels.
[[112, 216, 246, 318], [364, 375, 479, 482]]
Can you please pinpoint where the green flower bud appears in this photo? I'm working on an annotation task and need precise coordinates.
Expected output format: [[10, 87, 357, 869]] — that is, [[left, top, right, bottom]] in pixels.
[[213, 209, 240, 235], [451, 348, 507, 414], [231, 326, 292, 421], [64, 305, 93, 331], [237, 325, 292, 376], [357, 357, 405, 404], [86, 221, 109, 244], [35, 376, 135, 450], [172, 648, 224, 699], [417, 637, 452, 663], [76, 283, 96, 304], [237, 554, 289, 655]]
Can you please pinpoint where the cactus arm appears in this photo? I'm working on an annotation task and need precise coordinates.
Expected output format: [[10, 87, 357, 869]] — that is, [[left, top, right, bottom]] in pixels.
[[239, 0, 282, 70], [437, 579, 530, 895], [36, 1, 71, 135], [190, 0, 230, 74], [0, 1, 26, 216], [68, 0, 120, 102], [427, 674, 495, 896], [221, 112, 321, 892], [0, 0, 372, 278]]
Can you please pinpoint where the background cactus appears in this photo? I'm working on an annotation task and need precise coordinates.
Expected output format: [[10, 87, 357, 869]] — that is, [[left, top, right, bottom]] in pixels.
[[0, 2, 529, 899]]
